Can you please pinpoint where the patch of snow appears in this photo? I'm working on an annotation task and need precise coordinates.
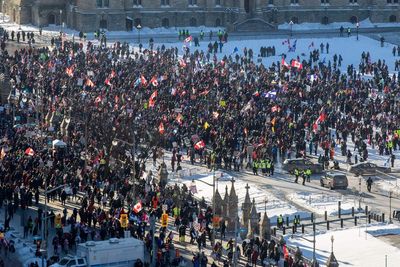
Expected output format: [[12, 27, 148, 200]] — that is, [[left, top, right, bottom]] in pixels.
[[279, 18, 400, 31], [285, 223, 400, 267], [287, 192, 361, 216]]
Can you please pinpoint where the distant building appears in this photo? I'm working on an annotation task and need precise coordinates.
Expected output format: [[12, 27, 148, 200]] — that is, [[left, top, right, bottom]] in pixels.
[[2, 0, 399, 32]]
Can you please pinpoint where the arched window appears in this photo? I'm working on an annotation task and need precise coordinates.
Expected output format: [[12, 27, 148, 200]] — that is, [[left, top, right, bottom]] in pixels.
[[290, 17, 298, 24], [99, 19, 107, 29], [390, 15, 397, 22], [322, 16, 329, 25], [48, 13, 56, 25], [134, 18, 141, 27], [190, 17, 197, 27], [215, 18, 221, 27], [162, 18, 169, 28], [350, 16, 358, 24]]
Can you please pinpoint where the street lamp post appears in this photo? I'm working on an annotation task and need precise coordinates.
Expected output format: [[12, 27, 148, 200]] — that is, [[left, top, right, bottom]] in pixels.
[[389, 190, 393, 223], [59, 10, 63, 34], [2, 1, 5, 23], [289, 20, 294, 37], [356, 22, 359, 41], [18, 6, 21, 30], [137, 24, 142, 44]]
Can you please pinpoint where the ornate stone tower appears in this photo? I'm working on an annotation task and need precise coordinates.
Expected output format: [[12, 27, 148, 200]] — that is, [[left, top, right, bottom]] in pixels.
[[227, 178, 238, 231], [242, 183, 251, 225], [260, 210, 271, 240], [247, 198, 259, 238], [213, 188, 223, 216], [222, 185, 229, 218]]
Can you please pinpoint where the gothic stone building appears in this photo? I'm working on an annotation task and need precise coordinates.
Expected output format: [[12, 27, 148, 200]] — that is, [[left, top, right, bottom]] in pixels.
[[2, 0, 399, 32]]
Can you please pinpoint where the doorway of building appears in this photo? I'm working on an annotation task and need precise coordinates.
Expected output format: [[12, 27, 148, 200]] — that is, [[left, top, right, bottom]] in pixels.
[[48, 14, 56, 25], [245, 0, 250, 13], [126, 18, 133, 31]]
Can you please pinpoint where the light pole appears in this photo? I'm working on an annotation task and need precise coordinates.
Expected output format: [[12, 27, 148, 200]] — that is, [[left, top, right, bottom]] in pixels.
[[18, 6, 21, 30], [358, 177, 362, 210], [389, 190, 393, 223], [2, 1, 4, 23], [356, 21, 359, 41], [289, 20, 294, 37], [137, 24, 142, 44], [59, 10, 63, 34]]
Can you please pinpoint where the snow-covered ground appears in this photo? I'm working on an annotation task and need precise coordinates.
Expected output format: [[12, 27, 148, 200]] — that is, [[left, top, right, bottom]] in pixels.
[[279, 18, 400, 31], [287, 192, 362, 216], [169, 169, 310, 223], [285, 223, 400, 267]]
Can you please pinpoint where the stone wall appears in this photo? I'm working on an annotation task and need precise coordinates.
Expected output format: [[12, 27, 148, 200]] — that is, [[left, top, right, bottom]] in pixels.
[[3, 0, 400, 32]]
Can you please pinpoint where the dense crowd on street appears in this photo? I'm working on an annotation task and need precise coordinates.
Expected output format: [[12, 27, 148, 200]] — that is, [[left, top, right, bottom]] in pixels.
[[0, 25, 399, 267]]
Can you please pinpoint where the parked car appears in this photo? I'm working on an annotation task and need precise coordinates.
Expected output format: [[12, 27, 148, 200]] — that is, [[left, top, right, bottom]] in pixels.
[[282, 158, 324, 174], [320, 172, 348, 190], [348, 162, 391, 176]]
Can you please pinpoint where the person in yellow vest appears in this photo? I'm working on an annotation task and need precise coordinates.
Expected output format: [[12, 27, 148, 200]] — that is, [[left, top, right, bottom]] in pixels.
[[277, 214, 284, 229], [306, 168, 312, 182], [294, 169, 299, 183], [252, 160, 258, 175], [173, 206, 180, 218]]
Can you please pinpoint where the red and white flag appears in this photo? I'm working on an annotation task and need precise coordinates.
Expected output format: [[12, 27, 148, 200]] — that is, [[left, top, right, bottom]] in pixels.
[[148, 90, 158, 108], [184, 36, 193, 43], [133, 201, 142, 213], [85, 78, 95, 87], [140, 75, 148, 86], [25, 147, 35, 156], [281, 58, 290, 68], [291, 60, 303, 69], [159, 122, 165, 135], [178, 58, 187, 67], [95, 95, 103, 104], [176, 113, 183, 125], [194, 140, 205, 150], [150, 76, 159, 87], [65, 66, 74, 77]]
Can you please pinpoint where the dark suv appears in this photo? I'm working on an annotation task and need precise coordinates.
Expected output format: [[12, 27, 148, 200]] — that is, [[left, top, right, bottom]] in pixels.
[[320, 172, 348, 190]]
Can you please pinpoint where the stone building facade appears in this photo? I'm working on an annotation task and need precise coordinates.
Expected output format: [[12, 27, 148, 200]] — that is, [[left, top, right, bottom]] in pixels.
[[2, 0, 399, 32]]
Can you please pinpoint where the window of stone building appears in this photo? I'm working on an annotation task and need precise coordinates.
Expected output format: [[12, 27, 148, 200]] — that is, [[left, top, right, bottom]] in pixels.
[[290, 0, 299, 4], [133, 0, 142, 6], [215, 18, 221, 27], [97, 0, 109, 8], [161, 0, 170, 5], [268, 0, 274, 5], [162, 18, 170, 27], [188, 0, 198, 6], [349, 0, 357, 3], [215, 0, 221, 5], [321, 0, 329, 4], [390, 15, 397, 22], [190, 17, 197, 26], [321, 16, 329, 24]]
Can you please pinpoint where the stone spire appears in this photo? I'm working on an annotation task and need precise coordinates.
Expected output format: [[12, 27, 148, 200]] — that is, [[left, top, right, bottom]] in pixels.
[[247, 198, 260, 238], [260, 210, 271, 240], [227, 178, 238, 231], [213, 188, 223, 216], [222, 185, 229, 217], [241, 183, 252, 225]]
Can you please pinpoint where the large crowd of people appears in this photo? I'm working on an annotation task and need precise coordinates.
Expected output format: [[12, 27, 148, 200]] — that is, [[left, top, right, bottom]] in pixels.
[[0, 25, 399, 267]]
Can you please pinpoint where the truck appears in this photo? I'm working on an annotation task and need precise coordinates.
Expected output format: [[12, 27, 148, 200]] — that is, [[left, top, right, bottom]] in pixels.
[[50, 238, 145, 267]]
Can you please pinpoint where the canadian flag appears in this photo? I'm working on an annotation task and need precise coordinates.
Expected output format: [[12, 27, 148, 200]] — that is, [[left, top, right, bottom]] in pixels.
[[159, 122, 165, 135], [176, 113, 183, 124], [291, 60, 303, 69], [104, 78, 111, 86], [140, 75, 148, 86], [110, 70, 117, 78], [25, 147, 35, 156], [194, 140, 205, 150], [95, 96, 102, 104], [148, 90, 158, 108], [133, 201, 142, 213], [313, 113, 327, 133], [150, 76, 159, 87], [281, 57, 290, 68], [184, 36, 193, 43]]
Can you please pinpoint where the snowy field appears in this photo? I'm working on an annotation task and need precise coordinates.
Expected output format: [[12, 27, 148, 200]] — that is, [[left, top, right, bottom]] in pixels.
[[285, 223, 400, 267], [169, 170, 310, 223], [279, 18, 400, 30], [287, 192, 362, 216]]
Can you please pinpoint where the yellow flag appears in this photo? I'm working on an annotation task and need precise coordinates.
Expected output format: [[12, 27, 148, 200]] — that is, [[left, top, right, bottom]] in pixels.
[[204, 122, 210, 129]]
